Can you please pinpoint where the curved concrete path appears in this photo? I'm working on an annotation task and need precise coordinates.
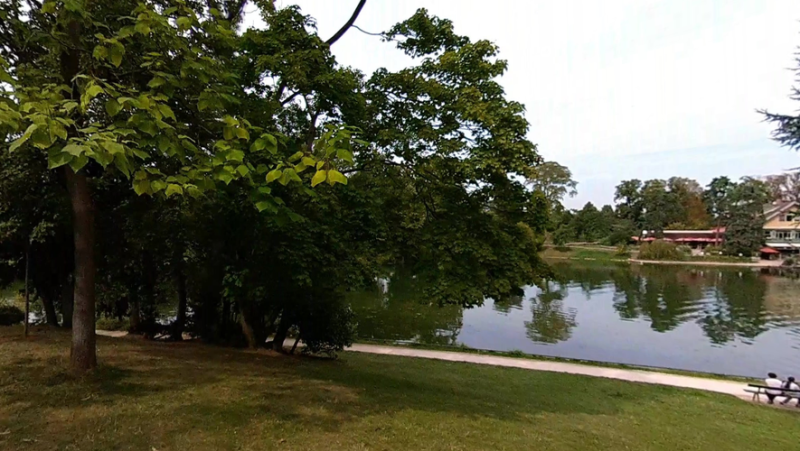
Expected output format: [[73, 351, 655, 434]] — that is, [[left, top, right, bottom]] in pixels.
[[348, 343, 751, 400]]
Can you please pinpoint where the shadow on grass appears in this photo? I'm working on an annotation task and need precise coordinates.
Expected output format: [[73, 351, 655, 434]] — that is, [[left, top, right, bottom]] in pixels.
[[0, 328, 698, 445]]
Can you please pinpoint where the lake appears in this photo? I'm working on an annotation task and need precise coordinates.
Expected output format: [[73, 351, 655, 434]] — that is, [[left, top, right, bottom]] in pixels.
[[348, 262, 800, 378]]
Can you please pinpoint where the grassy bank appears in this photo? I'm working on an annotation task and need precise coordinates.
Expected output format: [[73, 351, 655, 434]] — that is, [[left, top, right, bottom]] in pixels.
[[541, 245, 628, 262], [1, 327, 797, 451]]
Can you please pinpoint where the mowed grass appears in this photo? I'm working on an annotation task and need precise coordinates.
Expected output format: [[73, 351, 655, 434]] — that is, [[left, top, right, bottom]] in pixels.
[[1, 327, 798, 451]]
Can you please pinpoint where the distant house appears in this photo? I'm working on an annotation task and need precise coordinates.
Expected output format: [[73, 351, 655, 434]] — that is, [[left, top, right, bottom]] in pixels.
[[762, 201, 800, 258], [632, 228, 724, 249]]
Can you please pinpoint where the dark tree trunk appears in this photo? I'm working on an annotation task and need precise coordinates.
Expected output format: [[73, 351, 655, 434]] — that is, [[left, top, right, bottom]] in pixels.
[[271, 314, 291, 353], [65, 167, 97, 373], [238, 304, 257, 349], [129, 296, 141, 333], [60, 276, 73, 328], [172, 266, 187, 341], [41, 294, 59, 327]]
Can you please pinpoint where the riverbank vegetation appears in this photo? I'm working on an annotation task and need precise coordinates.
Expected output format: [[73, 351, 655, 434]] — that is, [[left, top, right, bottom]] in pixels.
[[1, 327, 797, 451]]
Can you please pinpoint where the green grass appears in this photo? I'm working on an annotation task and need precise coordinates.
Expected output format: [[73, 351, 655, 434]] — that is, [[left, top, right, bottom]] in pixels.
[[1, 327, 798, 451], [541, 246, 628, 262]]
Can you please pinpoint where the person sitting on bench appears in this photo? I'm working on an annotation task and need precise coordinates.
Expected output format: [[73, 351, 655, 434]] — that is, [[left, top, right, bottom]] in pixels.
[[765, 372, 783, 404], [780, 376, 800, 407]]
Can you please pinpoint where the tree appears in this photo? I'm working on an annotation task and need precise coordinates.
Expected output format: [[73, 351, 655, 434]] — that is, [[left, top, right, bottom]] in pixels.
[[763, 171, 800, 202], [614, 179, 644, 230], [525, 161, 577, 208], [723, 178, 770, 256], [667, 177, 709, 229], [1, 0, 354, 372], [760, 38, 800, 153], [640, 179, 681, 236]]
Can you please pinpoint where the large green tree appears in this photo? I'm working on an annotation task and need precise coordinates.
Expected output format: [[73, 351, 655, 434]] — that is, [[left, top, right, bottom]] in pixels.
[[0, 0, 355, 372]]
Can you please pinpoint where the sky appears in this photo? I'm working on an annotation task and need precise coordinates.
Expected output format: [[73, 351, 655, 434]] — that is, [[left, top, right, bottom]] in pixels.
[[244, 0, 800, 209]]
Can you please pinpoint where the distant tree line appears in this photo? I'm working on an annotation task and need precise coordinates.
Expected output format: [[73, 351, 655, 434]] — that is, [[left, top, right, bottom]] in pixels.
[[544, 174, 792, 257]]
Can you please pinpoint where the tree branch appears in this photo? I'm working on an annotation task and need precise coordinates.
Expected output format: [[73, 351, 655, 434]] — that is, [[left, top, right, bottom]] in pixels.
[[325, 0, 367, 46]]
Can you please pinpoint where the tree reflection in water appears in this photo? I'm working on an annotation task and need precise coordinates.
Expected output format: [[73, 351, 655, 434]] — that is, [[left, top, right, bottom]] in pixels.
[[524, 281, 577, 344]]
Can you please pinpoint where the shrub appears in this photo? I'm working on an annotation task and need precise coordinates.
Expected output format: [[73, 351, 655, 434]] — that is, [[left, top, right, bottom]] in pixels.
[[704, 245, 723, 255], [676, 245, 693, 256], [299, 299, 356, 357], [554, 245, 572, 253], [615, 245, 631, 258], [783, 257, 796, 267], [638, 240, 686, 261], [0, 305, 25, 326]]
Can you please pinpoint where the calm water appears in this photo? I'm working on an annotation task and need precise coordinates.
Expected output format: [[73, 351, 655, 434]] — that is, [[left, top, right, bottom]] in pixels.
[[348, 263, 800, 378]]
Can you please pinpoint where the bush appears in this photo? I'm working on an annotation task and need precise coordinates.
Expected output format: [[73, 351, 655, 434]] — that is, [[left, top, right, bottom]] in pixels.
[[615, 245, 631, 258], [0, 304, 25, 326], [96, 317, 130, 331], [299, 299, 356, 357], [676, 245, 693, 256], [638, 240, 686, 261], [704, 245, 723, 256], [783, 257, 796, 267], [554, 245, 572, 253]]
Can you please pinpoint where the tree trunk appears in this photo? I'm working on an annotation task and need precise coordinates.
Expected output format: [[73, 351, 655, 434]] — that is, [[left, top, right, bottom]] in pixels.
[[271, 314, 291, 353], [238, 304, 257, 349], [41, 295, 59, 327], [60, 276, 73, 328], [65, 167, 97, 373], [129, 296, 141, 333], [172, 266, 187, 341]]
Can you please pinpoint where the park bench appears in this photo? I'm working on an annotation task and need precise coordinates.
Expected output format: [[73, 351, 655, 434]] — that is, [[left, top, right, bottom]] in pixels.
[[744, 384, 800, 403]]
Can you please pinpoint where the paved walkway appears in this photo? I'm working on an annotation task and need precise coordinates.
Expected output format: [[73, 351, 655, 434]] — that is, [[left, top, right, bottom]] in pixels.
[[348, 343, 751, 400], [96, 330, 751, 400]]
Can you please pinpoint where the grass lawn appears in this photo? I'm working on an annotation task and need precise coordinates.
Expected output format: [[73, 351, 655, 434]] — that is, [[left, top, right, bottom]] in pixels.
[[541, 246, 628, 261], [1, 327, 798, 451]]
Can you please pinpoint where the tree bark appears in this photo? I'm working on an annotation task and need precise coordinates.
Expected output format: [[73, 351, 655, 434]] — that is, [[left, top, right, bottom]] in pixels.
[[271, 314, 291, 353], [65, 167, 97, 373], [238, 304, 257, 349], [41, 295, 59, 327], [172, 266, 187, 341], [60, 276, 73, 328], [129, 296, 141, 333]]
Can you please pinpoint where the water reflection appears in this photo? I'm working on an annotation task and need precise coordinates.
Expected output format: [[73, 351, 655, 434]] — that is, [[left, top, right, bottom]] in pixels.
[[349, 263, 800, 377]]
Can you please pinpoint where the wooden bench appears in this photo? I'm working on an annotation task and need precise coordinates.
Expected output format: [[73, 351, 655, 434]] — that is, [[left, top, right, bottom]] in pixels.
[[745, 384, 800, 403]]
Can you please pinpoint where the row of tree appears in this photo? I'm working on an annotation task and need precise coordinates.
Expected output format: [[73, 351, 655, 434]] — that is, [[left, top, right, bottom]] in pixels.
[[549, 173, 795, 256], [0, 1, 550, 373]]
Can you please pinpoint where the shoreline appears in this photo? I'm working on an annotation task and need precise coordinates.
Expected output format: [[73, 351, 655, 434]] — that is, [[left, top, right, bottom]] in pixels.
[[543, 255, 781, 268]]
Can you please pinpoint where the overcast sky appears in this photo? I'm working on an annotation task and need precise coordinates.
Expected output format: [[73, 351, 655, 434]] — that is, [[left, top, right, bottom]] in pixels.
[[245, 0, 800, 209]]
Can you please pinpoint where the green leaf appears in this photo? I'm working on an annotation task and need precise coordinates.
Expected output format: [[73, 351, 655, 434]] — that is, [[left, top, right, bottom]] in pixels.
[[100, 140, 125, 155], [336, 148, 354, 164], [30, 128, 52, 149], [288, 151, 303, 163], [105, 98, 122, 117], [250, 138, 266, 152], [62, 143, 88, 156], [236, 165, 250, 176], [311, 170, 327, 187], [137, 120, 159, 136], [133, 178, 151, 195], [84, 83, 104, 100], [47, 150, 73, 169], [148, 77, 165, 88], [327, 169, 347, 186], [266, 169, 282, 183], [263, 134, 278, 154], [9, 136, 28, 153], [158, 104, 175, 121], [227, 149, 244, 162], [68, 155, 89, 172], [236, 127, 249, 140], [165, 184, 183, 197], [92, 46, 108, 60], [151, 179, 167, 192], [176, 16, 192, 30], [301, 156, 316, 167], [218, 172, 233, 185], [108, 42, 125, 67], [223, 126, 234, 141], [134, 22, 151, 35]]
